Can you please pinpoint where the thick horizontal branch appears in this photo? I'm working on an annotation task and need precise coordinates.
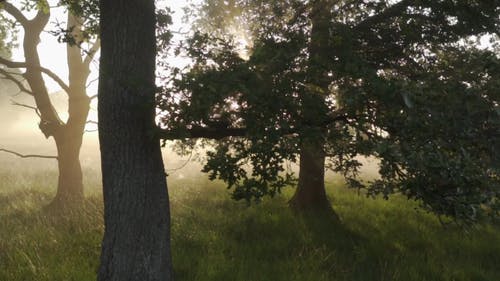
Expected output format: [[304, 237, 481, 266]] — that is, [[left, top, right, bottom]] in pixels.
[[354, 0, 411, 30], [0, 148, 58, 159], [157, 127, 247, 140], [156, 114, 349, 140], [0, 56, 71, 94]]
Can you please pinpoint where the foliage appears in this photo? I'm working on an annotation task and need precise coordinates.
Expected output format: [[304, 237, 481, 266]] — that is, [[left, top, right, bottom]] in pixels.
[[158, 0, 500, 223], [49, 0, 100, 46], [0, 13, 16, 58]]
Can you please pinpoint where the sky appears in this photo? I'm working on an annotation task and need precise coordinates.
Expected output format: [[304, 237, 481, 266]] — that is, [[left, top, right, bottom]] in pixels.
[[1, 0, 496, 172], [0, 0, 200, 174]]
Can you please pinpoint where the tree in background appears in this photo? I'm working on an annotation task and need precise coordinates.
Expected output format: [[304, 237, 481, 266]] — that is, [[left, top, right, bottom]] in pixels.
[[158, 0, 499, 222], [0, 0, 99, 208], [97, 0, 173, 280]]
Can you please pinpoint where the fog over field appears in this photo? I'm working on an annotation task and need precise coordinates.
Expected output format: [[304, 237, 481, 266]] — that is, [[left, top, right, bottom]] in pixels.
[[0, 80, 206, 182]]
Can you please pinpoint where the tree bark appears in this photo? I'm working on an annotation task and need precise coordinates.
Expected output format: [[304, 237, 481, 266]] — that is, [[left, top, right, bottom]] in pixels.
[[97, 1, 173, 280], [49, 13, 92, 208], [50, 133, 85, 206], [290, 0, 334, 213], [50, 95, 89, 208], [289, 142, 331, 211], [1, 3, 93, 209]]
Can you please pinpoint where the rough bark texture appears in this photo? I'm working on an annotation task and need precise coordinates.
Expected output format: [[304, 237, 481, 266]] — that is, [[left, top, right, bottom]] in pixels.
[[97, 1, 173, 280], [290, 0, 334, 212], [290, 143, 330, 211]]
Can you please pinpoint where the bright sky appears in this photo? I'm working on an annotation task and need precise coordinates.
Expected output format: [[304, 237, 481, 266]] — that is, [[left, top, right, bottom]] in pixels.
[[2, 1, 200, 171], [6, 0, 497, 120], [7, 0, 197, 124], [10, 0, 197, 90]]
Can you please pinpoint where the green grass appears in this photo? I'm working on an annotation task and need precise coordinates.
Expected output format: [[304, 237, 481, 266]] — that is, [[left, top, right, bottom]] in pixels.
[[0, 170, 499, 281]]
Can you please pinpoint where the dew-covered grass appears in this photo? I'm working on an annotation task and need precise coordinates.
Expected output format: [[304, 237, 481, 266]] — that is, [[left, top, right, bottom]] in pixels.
[[0, 169, 499, 281]]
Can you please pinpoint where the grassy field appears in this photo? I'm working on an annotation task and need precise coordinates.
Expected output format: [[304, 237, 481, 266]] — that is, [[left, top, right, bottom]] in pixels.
[[0, 168, 499, 281]]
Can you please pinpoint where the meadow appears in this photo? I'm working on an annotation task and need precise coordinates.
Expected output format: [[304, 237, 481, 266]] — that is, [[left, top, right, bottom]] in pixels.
[[0, 165, 499, 281]]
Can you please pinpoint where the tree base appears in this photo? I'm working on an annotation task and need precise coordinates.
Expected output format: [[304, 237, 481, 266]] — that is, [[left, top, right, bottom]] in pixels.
[[43, 194, 84, 215], [288, 195, 340, 223]]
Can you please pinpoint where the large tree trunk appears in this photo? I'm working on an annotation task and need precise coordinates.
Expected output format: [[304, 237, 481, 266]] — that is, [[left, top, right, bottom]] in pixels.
[[290, 0, 334, 213], [50, 94, 90, 208], [51, 132, 85, 206], [97, 1, 173, 280], [289, 142, 330, 211]]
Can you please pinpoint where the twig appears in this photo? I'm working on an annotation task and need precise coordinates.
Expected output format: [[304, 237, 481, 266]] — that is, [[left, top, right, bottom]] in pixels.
[[10, 99, 41, 117], [0, 69, 33, 95], [86, 77, 99, 88], [166, 151, 193, 175], [0, 148, 58, 159]]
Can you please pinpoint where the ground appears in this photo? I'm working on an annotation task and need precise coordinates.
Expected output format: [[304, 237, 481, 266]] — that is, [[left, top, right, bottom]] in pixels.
[[0, 165, 499, 281]]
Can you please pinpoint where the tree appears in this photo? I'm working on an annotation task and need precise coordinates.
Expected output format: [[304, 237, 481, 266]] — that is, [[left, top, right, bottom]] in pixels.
[[97, 0, 173, 280], [157, 0, 499, 222], [0, 0, 100, 208]]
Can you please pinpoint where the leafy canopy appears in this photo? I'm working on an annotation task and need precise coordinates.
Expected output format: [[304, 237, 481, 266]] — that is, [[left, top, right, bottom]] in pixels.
[[158, 0, 500, 223]]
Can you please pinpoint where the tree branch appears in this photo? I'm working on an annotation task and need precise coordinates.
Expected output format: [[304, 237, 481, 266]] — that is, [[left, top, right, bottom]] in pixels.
[[10, 99, 41, 117], [1, 1, 29, 27], [0, 69, 33, 95], [83, 38, 100, 67], [156, 114, 349, 140], [0, 148, 57, 159], [0, 56, 71, 94], [157, 126, 247, 140], [86, 77, 99, 89], [29, 1, 50, 32], [354, 0, 411, 30]]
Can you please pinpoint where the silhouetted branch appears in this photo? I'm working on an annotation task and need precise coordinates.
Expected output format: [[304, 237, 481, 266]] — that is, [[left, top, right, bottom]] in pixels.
[[166, 151, 193, 174], [156, 114, 349, 140], [0, 69, 33, 95], [0, 56, 71, 94], [86, 77, 99, 88], [0, 148, 57, 159], [157, 126, 247, 140], [10, 99, 41, 117], [354, 0, 411, 30]]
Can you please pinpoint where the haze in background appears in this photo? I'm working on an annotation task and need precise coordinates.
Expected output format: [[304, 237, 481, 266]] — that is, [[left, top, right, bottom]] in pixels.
[[0, 0, 378, 189], [0, 1, 203, 181]]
